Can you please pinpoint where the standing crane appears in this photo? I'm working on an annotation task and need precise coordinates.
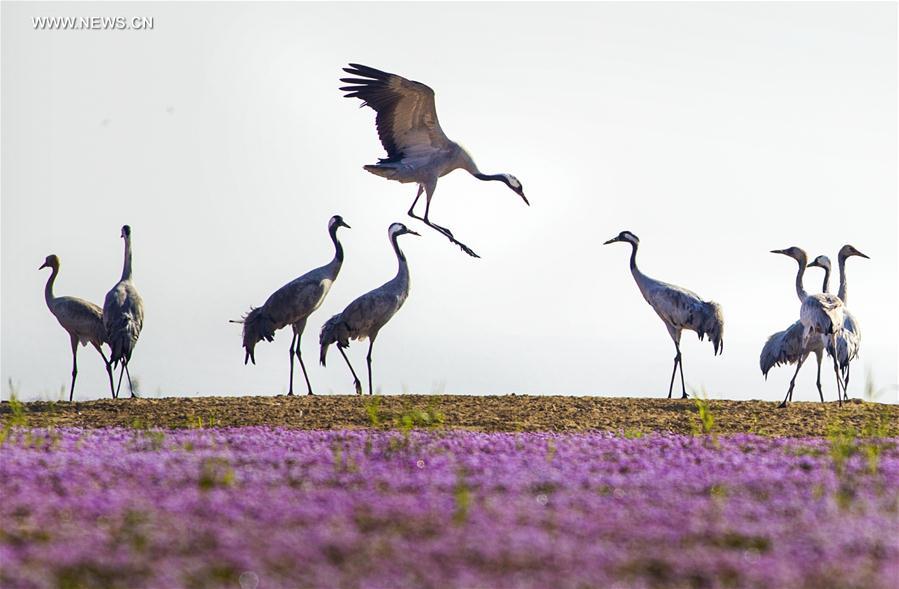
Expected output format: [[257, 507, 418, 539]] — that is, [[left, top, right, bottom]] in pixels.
[[233, 215, 351, 395], [320, 223, 419, 395], [103, 225, 144, 398], [39, 255, 116, 401], [339, 63, 528, 258], [828, 244, 869, 398], [770, 247, 845, 406], [603, 231, 724, 399], [760, 255, 831, 407]]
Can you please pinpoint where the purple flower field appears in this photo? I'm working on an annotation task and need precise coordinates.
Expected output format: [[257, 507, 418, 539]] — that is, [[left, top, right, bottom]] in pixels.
[[1, 428, 897, 589]]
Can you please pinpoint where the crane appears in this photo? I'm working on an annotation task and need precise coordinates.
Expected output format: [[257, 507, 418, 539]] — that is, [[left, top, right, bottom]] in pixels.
[[828, 244, 869, 398], [39, 255, 116, 401], [320, 223, 419, 395], [340, 63, 528, 258], [233, 215, 350, 395], [103, 225, 144, 398], [761, 255, 831, 407], [604, 231, 724, 399]]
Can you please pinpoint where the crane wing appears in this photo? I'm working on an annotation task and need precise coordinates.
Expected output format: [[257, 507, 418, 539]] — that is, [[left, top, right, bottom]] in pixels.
[[340, 290, 403, 340], [643, 282, 706, 330], [262, 274, 329, 328], [55, 297, 106, 345], [340, 63, 450, 163]]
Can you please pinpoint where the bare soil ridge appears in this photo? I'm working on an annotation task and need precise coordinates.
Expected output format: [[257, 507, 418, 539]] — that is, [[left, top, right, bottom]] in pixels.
[[2, 395, 896, 437]]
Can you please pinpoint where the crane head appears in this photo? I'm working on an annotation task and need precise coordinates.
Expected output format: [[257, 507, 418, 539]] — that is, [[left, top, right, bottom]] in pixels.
[[121, 225, 131, 239], [501, 174, 528, 205], [39, 254, 60, 270], [389, 223, 420, 238], [807, 255, 831, 271], [838, 244, 869, 261], [603, 231, 639, 246], [770, 246, 806, 263], [329, 215, 351, 231]]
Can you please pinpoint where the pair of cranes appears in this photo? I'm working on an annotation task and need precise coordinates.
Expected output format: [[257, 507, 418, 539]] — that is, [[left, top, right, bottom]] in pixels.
[[234, 217, 419, 396], [40, 226, 143, 401]]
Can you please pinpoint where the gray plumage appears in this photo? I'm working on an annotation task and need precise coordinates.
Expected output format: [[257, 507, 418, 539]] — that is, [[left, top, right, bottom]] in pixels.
[[760, 255, 830, 406], [604, 231, 724, 399], [826, 244, 869, 398], [234, 216, 350, 395], [103, 225, 144, 399], [39, 254, 116, 401], [320, 222, 419, 395], [340, 63, 528, 258], [770, 247, 845, 406]]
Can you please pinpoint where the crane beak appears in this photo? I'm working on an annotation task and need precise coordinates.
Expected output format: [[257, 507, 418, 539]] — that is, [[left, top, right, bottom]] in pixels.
[[856, 250, 870, 259], [406, 229, 421, 237], [38, 262, 48, 270], [519, 192, 530, 206], [603, 237, 620, 245], [770, 249, 784, 255]]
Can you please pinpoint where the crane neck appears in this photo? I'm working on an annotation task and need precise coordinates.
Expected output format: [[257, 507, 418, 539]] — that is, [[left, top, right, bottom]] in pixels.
[[120, 235, 133, 282], [44, 263, 59, 308], [627, 240, 643, 280], [792, 253, 808, 302], [474, 172, 505, 183], [820, 265, 831, 294], [329, 224, 344, 269], [390, 233, 410, 282], [837, 253, 849, 304], [624, 240, 655, 296]]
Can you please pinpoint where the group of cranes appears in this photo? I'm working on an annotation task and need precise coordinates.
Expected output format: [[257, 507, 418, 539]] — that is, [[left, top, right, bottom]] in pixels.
[[40, 225, 143, 400], [761, 245, 868, 407], [234, 63, 527, 394], [38, 63, 871, 405]]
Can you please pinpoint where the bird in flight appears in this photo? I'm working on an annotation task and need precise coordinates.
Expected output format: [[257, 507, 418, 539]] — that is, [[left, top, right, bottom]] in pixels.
[[340, 63, 528, 258]]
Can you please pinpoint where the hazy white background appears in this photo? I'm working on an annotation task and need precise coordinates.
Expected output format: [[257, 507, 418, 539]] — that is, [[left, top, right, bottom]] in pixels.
[[2, 2, 896, 402]]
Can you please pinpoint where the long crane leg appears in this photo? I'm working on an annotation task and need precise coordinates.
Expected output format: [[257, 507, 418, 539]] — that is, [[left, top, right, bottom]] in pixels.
[[407, 184, 480, 258], [115, 363, 126, 399], [814, 351, 824, 403], [779, 355, 806, 408], [831, 336, 843, 407], [843, 364, 851, 401], [338, 347, 362, 395], [93, 344, 116, 399], [366, 339, 376, 396], [124, 363, 136, 398], [68, 334, 79, 402], [287, 332, 298, 396], [294, 325, 313, 395], [667, 352, 681, 399], [677, 349, 688, 399]]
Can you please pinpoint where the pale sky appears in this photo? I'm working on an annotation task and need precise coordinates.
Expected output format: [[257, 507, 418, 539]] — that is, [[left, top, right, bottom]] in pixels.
[[2, 2, 897, 402]]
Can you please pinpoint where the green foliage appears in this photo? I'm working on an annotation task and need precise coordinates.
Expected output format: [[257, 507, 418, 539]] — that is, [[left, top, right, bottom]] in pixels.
[[1, 386, 28, 446], [453, 470, 471, 525], [364, 396, 382, 427], [198, 457, 235, 490], [187, 415, 218, 429], [545, 438, 557, 463]]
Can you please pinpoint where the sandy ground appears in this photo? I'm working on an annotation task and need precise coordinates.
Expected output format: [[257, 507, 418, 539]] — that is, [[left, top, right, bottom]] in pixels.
[[2, 394, 896, 436]]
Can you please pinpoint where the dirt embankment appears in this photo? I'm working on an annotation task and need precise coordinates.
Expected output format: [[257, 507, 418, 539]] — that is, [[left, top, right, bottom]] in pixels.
[[2, 395, 896, 437]]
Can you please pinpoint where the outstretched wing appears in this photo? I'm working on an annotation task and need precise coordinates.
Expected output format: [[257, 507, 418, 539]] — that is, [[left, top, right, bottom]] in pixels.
[[340, 63, 450, 162]]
